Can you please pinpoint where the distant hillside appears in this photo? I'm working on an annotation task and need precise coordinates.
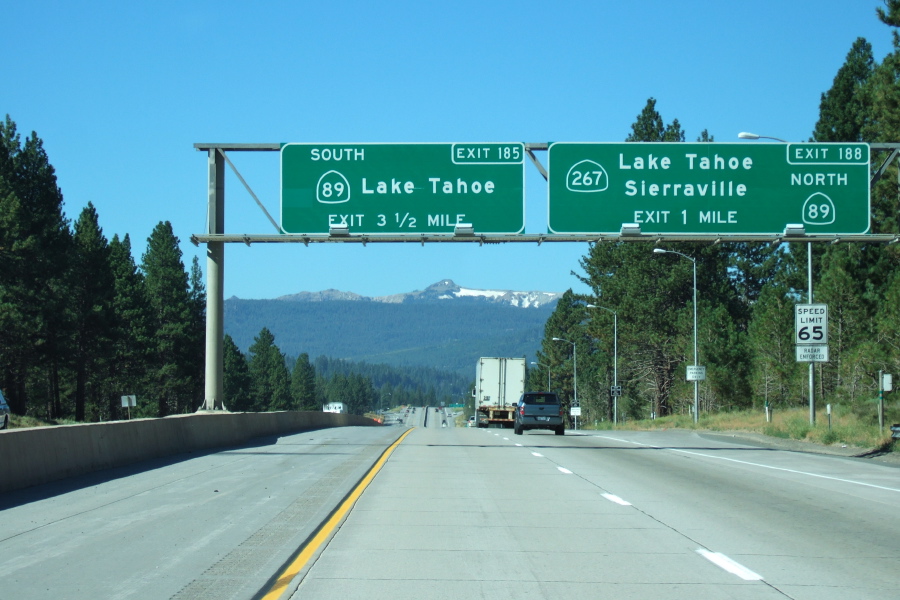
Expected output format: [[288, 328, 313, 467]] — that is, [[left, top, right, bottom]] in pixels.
[[312, 356, 471, 403], [277, 279, 562, 308], [224, 280, 559, 375]]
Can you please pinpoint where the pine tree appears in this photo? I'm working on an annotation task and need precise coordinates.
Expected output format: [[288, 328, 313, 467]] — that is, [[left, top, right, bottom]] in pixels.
[[0, 116, 72, 418], [877, 0, 900, 28], [223, 334, 252, 411], [70, 203, 115, 421], [816, 244, 871, 402], [808, 27, 898, 406], [291, 353, 317, 411], [812, 37, 874, 143], [866, 5, 900, 233], [248, 327, 292, 411], [108, 234, 153, 418], [187, 256, 206, 412], [746, 282, 800, 408], [142, 221, 194, 416]]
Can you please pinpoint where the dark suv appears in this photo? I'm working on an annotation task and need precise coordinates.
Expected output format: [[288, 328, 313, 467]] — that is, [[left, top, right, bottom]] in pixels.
[[514, 392, 564, 435]]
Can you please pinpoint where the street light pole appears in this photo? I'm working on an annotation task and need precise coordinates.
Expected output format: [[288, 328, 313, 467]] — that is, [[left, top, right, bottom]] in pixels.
[[737, 132, 787, 143], [552, 337, 577, 430], [587, 304, 618, 425], [653, 248, 699, 423]]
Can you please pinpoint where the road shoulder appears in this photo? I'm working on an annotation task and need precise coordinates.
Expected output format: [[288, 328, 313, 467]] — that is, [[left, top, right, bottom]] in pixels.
[[699, 430, 900, 467]]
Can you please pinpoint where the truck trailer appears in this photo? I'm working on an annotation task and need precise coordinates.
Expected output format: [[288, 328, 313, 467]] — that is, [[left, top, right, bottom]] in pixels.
[[474, 357, 525, 428]]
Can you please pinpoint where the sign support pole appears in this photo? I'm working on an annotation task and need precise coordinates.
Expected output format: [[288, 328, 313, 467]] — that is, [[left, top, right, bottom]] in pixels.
[[203, 149, 225, 410], [808, 243, 815, 426]]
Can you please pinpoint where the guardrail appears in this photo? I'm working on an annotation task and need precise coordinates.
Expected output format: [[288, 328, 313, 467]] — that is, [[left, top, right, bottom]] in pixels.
[[0, 411, 378, 493]]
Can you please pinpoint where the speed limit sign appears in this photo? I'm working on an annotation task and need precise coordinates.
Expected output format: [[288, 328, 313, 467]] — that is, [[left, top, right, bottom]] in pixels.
[[795, 304, 828, 345]]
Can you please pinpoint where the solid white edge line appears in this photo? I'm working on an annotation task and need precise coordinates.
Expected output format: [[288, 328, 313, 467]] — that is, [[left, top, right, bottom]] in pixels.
[[697, 549, 763, 581], [595, 435, 900, 494], [601, 493, 632, 506]]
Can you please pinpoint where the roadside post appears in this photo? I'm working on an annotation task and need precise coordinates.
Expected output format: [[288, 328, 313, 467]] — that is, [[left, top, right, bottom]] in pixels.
[[827, 404, 832, 431], [610, 385, 622, 426], [121, 395, 136, 420]]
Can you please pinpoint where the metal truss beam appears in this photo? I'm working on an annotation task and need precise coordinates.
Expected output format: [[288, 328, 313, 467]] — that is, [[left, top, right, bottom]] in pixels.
[[191, 233, 900, 246]]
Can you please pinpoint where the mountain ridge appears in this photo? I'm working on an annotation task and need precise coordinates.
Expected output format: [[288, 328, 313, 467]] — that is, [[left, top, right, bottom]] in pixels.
[[270, 279, 562, 308], [224, 280, 560, 375]]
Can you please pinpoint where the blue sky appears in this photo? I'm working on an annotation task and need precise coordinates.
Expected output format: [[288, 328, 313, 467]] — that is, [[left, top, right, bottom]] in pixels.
[[4, 1, 896, 298]]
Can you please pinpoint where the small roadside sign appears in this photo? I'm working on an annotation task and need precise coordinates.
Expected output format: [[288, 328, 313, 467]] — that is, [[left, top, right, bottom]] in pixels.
[[686, 366, 706, 381], [795, 304, 828, 345], [610, 385, 622, 397], [570, 406, 582, 416], [796, 345, 829, 362]]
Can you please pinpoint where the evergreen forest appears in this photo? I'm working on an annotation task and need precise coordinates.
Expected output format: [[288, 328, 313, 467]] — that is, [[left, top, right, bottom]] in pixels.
[[2, 5, 900, 424]]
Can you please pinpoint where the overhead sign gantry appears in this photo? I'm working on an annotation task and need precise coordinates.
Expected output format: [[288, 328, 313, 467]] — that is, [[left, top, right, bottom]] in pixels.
[[194, 140, 899, 411]]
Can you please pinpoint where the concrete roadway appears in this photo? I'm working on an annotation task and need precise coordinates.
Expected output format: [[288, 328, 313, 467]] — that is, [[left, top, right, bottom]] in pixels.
[[2, 419, 898, 599], [0, 424, 405, 600], [289, 426, 900, 600]]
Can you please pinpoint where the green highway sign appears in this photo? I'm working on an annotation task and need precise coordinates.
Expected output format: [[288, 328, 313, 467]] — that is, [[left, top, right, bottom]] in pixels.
[[281, 143, 525, 234], [547, 142, 870, 235]]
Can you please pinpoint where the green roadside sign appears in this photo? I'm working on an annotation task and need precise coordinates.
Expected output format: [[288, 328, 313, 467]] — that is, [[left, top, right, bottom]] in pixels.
[[547, 142, 870, 235], [281, 143, 525, 234]]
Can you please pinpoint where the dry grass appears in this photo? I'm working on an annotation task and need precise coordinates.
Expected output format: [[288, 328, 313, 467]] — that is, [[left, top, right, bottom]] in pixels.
[[591, 407, 896, 451], [7, 414, 78, 429]]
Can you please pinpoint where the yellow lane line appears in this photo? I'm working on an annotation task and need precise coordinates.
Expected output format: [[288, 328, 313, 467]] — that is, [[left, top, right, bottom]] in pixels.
[[261, 428, 414, 600]]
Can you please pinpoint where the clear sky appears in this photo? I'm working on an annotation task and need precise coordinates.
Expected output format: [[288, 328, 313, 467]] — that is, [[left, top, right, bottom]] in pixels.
[[4, 1, 896, 299]]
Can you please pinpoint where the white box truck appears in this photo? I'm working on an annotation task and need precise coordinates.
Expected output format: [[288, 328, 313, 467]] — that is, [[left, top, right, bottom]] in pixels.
[[474, 357, 525, 428]]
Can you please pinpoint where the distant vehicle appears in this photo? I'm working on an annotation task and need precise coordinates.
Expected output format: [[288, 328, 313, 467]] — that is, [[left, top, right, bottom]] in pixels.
[[467, 416, 476, 427], [0, 390, 9, 429], [514, 392, 564, 436], [474, 357, 525, 428], [322, 402, 347, 414]]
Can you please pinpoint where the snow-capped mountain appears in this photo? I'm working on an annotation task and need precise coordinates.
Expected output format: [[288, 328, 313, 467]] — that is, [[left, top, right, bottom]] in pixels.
[[276, 279, 562, 308]]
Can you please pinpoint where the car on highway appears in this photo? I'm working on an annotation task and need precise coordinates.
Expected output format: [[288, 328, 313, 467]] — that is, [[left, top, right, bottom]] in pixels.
[[514, 392, 564, 435], [467, 416, 476, 427], [0, 389, 10, 429]]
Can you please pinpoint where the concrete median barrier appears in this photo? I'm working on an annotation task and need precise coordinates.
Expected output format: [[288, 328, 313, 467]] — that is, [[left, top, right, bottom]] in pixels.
[[0, 411, 378, 493]]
